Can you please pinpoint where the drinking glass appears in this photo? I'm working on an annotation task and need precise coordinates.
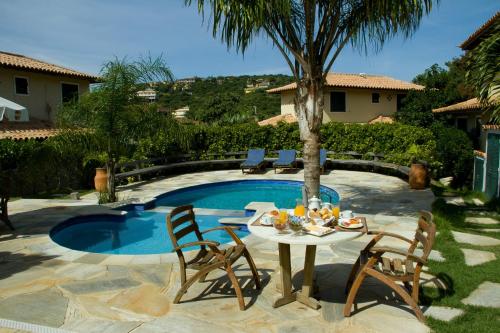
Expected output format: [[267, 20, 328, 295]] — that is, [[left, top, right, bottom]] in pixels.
[[294, 198, 306, 217]]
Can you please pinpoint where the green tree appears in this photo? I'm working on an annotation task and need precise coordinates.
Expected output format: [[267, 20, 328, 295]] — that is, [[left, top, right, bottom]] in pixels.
[[466, 20, 500, 123], [58, 56, 174, 202], [397, 58, 474, 128], [185, 0, 436, 196]]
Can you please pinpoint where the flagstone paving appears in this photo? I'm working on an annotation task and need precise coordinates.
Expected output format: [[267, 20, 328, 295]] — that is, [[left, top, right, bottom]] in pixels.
[[465, 217, 500, 225], [461, 282, 500, 308], [0, 169, 439, 332], [451, 231, 500, 247], [460, 248, 496, 266]]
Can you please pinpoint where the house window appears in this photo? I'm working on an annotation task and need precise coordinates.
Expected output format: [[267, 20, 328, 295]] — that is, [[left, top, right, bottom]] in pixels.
[[371, 93, 380, 103], [15, 77, 29, 95], [61, 83, 79, 103], [330, 91, 346, 112], [397, 94, 406, 111]]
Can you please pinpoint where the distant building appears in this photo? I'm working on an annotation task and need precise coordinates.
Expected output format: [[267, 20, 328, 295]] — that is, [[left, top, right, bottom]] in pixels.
[[245, 79, 270, 93], [137, 88, 157, 101], [173, 106, 189, 119], [267, 72, 423, 124]]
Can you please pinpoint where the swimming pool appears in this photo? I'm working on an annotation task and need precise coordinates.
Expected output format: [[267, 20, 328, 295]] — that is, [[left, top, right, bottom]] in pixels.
[[50, 180, 340, 255], [51, 212, 248, 255], [156, 179, 340, 210]]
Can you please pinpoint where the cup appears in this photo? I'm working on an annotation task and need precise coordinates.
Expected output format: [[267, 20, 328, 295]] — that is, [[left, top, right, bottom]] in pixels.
[[261, 214, 275, 225], [341, 210, 353, 219]]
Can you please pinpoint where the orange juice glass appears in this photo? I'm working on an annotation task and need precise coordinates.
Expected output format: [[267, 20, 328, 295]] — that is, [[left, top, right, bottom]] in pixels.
[[332, 205, 340, 220], [294, 199, 305, 216]]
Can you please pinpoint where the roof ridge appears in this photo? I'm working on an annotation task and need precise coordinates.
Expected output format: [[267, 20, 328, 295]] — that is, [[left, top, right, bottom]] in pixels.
[[0, 50, 97, 79], [460, 11, 500, 49]]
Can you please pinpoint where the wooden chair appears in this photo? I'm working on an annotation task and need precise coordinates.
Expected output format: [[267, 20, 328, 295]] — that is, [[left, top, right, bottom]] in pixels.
[[344, 211, 436, 322], [166, 205, 261, 310]]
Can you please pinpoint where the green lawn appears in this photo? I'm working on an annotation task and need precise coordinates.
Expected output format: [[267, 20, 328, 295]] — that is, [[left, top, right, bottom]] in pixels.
[[423, 199, 500, 332]]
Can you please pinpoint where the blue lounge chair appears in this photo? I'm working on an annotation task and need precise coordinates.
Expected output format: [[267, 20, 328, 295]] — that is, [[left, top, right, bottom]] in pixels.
[[320, 149, 327, 173], [273, 149, 297, 173], [241, 149, 266, 173]]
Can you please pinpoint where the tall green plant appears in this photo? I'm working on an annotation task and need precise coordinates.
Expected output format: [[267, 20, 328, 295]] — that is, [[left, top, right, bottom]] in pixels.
[[58, 56, 174, 202], [185, 0, 436, 197], [466, 20, 500, 123]]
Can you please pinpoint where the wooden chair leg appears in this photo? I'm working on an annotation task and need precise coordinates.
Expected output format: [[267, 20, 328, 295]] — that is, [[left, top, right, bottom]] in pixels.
[[366, 269, 425, 322], [174, 265, 219, 304], [243, 249, 261, 289], [412, 274, 420, 303], [343, 270, 367, 317], [226, 264, 245, 310], [199, 272, 210, 282], [345, 257, 361, 294]]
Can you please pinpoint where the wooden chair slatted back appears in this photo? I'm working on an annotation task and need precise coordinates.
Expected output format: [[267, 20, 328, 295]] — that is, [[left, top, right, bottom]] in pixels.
[[408, 211, 436, 261], [166, 205, 203, 250]]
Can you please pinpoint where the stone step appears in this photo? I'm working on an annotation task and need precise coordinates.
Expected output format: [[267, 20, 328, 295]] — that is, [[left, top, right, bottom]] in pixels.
[[461, 248, 496, 266], [219, 217, 251, 225], [452, 231, 500, 246], [465, 217, 500, 225]]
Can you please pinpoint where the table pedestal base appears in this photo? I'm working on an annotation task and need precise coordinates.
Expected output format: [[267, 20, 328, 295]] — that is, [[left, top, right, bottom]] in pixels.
[[273, 243, 321, 310]]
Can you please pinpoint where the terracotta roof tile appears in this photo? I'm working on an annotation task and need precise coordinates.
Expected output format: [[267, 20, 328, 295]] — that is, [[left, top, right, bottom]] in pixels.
[[0, 51, 98, 81], [0, 118, 59, 140], [258, 113, 297, 126], [460, 11, 500, 50], [368, 115, 394, 124], [267, 73, 424, 94], [483, 124, 500, 130], [432, 98, 482, 113]]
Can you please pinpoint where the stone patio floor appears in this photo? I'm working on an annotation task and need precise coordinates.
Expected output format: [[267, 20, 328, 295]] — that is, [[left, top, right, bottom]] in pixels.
[[0, 169, 441, 333]]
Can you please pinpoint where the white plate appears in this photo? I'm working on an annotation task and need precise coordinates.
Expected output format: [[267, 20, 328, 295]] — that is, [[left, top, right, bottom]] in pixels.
[[338, 218, 363, 229]]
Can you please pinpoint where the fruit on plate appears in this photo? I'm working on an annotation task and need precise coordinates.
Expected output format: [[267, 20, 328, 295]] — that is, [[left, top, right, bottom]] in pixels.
[[269, 210, 279, 217]]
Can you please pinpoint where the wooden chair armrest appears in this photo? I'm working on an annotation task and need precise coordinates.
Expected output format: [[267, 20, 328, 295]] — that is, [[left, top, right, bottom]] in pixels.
[[367, 231, 414, 244], [201, 226, 243, 244], [175, 240, 221, 252], [370, 246, 427, 265]]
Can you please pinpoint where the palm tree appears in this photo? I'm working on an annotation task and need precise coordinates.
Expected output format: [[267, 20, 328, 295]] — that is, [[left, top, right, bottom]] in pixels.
[[185, 0, 436, 197], [58, 56, 175, 202], [466, 20, 500, 123]]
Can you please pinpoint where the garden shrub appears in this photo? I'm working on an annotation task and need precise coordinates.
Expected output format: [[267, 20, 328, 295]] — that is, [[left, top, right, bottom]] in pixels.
[[430, 123, 473, 186], [1, 120, 474, 197]]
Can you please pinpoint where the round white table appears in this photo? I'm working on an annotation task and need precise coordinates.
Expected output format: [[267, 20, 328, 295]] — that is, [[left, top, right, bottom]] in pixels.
[[248, 215, 362, 309]]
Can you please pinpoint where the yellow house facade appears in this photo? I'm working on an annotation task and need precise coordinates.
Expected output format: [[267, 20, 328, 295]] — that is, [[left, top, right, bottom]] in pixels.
[[267, 73, 424, 124], [0, 51, 97, 123]]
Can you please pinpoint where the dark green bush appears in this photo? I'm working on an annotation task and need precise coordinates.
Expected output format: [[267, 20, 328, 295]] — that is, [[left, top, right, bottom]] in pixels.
[[430, 123, 474, 186]]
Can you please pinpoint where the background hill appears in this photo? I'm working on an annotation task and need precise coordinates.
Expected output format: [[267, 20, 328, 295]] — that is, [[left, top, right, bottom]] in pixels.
[[157, 74, 292, 124]]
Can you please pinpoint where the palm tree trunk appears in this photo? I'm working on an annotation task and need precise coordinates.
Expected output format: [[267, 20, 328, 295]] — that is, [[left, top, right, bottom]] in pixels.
[[106, 160, 116, 202], [295, 78, 324, 198]]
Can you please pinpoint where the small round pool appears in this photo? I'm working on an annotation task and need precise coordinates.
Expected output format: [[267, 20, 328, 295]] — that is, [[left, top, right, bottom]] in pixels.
[[50, 180, 340, 255], [156, 179, 340, 210], [51, 212, 248, 255]]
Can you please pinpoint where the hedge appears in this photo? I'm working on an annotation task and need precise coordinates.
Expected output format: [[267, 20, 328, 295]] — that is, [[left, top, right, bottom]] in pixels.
[[0, 122, 473, 196]]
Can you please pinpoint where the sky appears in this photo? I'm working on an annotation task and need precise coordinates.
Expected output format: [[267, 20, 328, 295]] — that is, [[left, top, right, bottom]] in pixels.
[[0, 0, 498, 82]]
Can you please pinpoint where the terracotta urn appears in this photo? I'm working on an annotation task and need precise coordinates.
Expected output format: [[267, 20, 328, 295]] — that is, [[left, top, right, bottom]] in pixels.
[[94, 168, 108, 192], [409, 163, 428, 190]]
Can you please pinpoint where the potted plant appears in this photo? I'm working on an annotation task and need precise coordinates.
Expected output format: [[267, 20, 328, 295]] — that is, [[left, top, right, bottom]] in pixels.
[[407, 144, 428, 189]]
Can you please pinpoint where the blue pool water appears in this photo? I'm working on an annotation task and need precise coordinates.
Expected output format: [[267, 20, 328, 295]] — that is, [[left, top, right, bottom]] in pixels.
[[51, 180, 340, 255], [156, 180, 340, 210], [51, 212, 248, 255]]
